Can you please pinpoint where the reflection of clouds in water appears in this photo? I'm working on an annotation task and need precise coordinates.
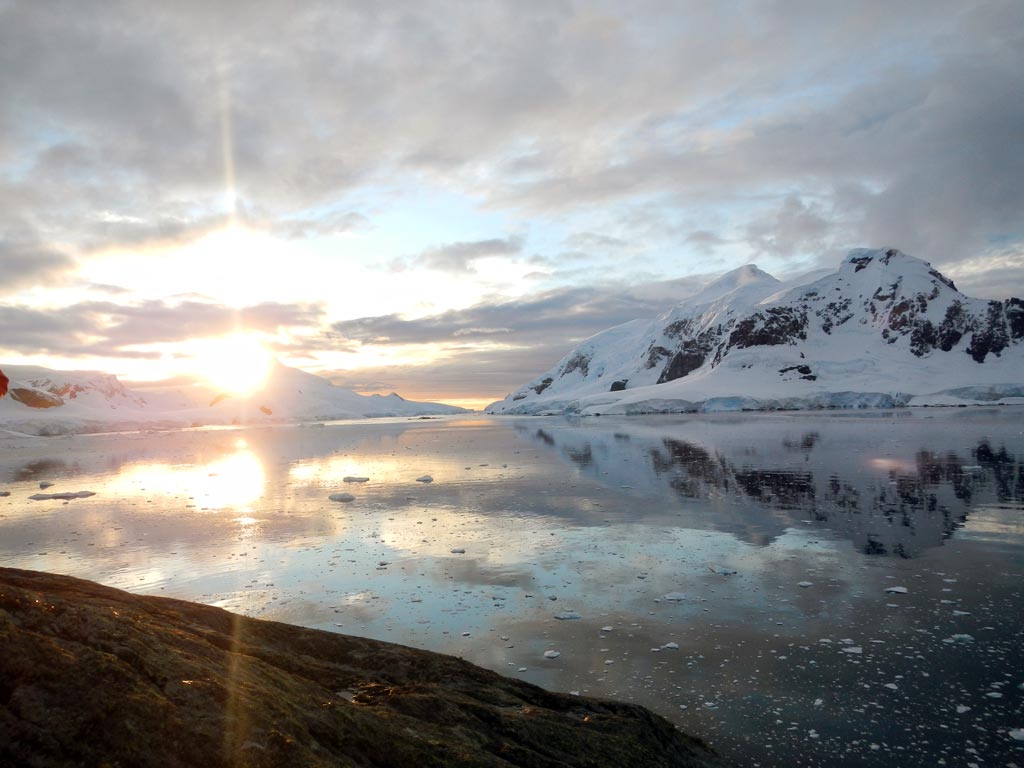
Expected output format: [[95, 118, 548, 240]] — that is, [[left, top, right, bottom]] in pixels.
[[103, 449, 266, 511]]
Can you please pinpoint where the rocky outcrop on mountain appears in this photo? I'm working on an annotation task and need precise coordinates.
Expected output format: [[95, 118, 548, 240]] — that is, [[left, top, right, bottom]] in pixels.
[[0, 568, 726, 768], [488, 249, 1024, 415], [8, 386, 64, 408]]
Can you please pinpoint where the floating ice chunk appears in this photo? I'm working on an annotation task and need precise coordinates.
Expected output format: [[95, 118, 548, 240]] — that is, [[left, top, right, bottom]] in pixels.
[[661, 642, 679, 650], [662, 592, 687, 602], [985, 692, 1003, 699], [1009, 728, 1024, 741], [813, 698, 823, 707], [884, 586, 908, 594], [328, 493, 355, 502], [604, 659, 614, 665], [450, 548, 465, 554], [798, 581, 814, 588], [709, 566, 737, 575], [29, 491, 95, 501], [39, 481, 53, 489], [943, 634, 974, 644], [884, 683, 898, 690], [956, 705, 971, 714], [461, 632, 470, 637], [415, 475, 433, 483], [343, 476, 369, 483], [601, 626, 614, 632], [517, 667, 527, 672], [554, 612, 582, 620], [841, 646, 863, 654], [961, 465, 983, 472], [543, 650, 560, 659]]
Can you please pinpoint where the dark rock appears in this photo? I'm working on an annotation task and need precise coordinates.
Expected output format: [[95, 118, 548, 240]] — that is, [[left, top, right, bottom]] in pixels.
[[610, 379, 629, 392], [646, 346, 672, 369], [658, 352, 705, 384], [728, 307, 807, 349], [0, 569, 727, 768], [532, 377, 555, 396], [561, 353, 591, 377]]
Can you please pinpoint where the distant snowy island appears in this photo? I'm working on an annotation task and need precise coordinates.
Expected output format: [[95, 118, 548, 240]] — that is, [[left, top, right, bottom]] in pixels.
[[0, 361, 465, 436], [487, 248, 1024, 415]]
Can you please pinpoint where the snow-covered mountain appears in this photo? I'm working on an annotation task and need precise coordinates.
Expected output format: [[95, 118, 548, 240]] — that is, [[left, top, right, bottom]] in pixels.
[[487, 248, 1024, 415], [0, 361, 466, 435]]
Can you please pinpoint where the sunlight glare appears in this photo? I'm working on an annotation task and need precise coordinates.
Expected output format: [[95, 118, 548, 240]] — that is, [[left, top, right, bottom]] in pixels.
[[190, 335, 275, 396], [106, 449, 266, 511]]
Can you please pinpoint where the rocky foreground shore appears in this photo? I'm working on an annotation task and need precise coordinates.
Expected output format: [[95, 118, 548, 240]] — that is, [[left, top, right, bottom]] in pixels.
[[0, 568, 729, 767]]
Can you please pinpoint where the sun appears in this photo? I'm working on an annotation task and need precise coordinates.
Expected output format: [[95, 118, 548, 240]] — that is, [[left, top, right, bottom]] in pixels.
[[189, 334, 275, 397]]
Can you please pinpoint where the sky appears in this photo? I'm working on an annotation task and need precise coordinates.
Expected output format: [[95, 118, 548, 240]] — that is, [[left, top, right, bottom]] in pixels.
[[1, 0, 1022, 409]]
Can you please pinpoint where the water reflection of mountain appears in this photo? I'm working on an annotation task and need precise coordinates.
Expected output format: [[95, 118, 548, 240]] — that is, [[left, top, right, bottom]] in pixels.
[[518, 413, 1024, 558]]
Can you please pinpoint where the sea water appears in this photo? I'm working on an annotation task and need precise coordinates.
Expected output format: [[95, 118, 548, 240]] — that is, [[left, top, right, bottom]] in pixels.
[[1, 409, 1021, 766]]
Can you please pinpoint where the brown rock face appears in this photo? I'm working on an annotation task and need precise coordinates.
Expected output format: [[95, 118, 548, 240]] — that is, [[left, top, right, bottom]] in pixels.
[[8, 387, 63, 408], [0, 569, 729, 768]]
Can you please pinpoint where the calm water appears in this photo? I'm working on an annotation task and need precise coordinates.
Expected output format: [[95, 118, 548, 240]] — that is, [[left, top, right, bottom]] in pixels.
[[1, 410, 1022, 767]]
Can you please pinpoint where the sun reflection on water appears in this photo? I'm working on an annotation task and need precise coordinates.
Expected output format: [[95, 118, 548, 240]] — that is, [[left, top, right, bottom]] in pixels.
[[105, 449, 266, 511]]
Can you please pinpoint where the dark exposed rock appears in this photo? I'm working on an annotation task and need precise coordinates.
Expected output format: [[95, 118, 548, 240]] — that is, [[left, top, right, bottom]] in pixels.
[[8, 387, 63, 409], [561, 353, 591, 377], [657, 352, 706, 384], [1006, 298, 1024, 339], [727, 307, 807, 349], [849, 255, 873, 272], [646, 346, 672, 369], [610, 379, 629, 392], [0, 568, 728, 768], [532, 377, 554, 395]]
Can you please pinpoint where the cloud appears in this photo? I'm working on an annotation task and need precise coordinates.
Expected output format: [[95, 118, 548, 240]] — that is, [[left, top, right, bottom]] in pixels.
[[0, 299, 324, 357], [0, 239, 75, 292], [562, 232, 629, 250], [2, 0, 1022, 388], [273, 210, 370, 239], [745, 196, 832, 259], [415, 236, 524, 273]]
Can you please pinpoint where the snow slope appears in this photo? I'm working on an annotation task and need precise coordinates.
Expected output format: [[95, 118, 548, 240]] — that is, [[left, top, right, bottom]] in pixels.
[[487, 248, 1024, 415], [0, 361, 466, 435]]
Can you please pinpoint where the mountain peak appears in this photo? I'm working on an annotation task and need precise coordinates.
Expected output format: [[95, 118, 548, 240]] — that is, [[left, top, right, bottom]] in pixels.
[[685, 263, 780, 307], [839, 247, 958, 291]]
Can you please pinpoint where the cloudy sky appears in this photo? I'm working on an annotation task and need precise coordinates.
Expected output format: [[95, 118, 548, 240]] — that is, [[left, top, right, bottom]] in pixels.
[[2, 0, 1022, 408]]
